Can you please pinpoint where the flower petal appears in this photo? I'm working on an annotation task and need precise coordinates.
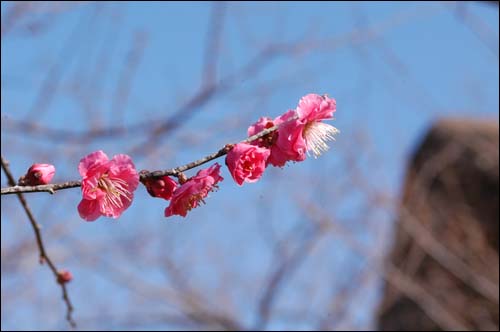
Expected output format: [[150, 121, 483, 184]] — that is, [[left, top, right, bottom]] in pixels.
[[165, 163, 223, 218], [78, 199, 102, 222], [78, 150, 109, 177]]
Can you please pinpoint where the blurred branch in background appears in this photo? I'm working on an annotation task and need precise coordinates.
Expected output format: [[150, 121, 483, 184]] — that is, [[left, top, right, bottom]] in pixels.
[[2, 3, 442, 147], [451, 1, 499, 57], [378, 119, 499, 331], [111, 30, 148, 126]]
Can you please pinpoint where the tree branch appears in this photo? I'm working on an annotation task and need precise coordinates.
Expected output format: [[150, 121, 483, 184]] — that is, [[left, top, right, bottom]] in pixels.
[[1, 156, 76, 327], [1, 181, 82, 195], [1, 115, 296, 195]]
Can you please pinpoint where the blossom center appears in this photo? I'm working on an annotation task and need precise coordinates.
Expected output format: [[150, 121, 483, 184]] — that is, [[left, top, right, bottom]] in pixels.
[[303, 121, 339, 158], [185, 192, 206, 211], [243, 159, 254, 172], [97, 174, 131, 209], [182, 183, 220, 213]]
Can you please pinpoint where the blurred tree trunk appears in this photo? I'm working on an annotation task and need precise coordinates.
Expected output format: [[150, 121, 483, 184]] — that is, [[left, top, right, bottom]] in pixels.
[[378, 118, 499, 331]]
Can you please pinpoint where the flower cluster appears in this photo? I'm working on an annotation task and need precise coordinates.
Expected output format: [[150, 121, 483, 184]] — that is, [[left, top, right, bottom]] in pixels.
[[73, 93, 337, 221], [226, 93, 338, 184], [143, 163, 223, 218]]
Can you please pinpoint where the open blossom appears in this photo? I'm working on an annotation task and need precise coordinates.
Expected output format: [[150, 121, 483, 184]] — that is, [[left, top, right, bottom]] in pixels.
[[77, 150, 139, 221], [226, 143, 270, 185], [248, 94, 338, 166], [143, 175, 178, 200], [277, 93, 339, 160], [19, 163, 55, 186], [274, 109, 308, 163], [165, 163, 223, 217], [296, 93, 339, 157]]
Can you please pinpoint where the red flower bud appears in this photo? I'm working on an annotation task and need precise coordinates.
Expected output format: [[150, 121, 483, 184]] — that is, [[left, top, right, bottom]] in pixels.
[[19, 164, 55, 186], [57, 270, 73, 284], [143, 175, 178, 200]]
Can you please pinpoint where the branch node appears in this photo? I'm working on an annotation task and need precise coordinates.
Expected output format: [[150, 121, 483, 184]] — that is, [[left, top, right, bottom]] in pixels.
[[178, 172, 188, 184], [224, 143, 235, 152]]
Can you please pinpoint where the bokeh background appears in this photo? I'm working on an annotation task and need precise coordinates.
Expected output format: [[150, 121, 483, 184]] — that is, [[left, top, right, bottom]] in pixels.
[[1, 1, 498, 331]]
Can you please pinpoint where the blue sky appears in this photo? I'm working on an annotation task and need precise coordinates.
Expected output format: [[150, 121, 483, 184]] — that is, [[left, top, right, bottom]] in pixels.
[[1, 1, 498, 330]]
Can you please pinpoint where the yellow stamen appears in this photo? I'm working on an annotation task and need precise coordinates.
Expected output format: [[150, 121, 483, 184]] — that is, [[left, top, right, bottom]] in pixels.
[[97, 174, 131, 211]]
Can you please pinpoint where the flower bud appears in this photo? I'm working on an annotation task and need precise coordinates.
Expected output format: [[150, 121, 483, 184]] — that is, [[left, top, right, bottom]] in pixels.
[[57, 270, 73, 284], [19, 164, 55, 186], [143, 175, 178, 200]]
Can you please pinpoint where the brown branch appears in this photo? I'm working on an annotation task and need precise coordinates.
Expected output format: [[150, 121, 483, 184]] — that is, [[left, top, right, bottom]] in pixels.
[[1, 115, 296, 195], [1, 156, 76, 328], [1, 181, 82, 195], [140, 117, 291, 180]]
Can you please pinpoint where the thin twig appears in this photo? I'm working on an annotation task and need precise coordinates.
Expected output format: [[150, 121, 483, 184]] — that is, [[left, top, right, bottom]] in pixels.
[[1, 156, 76, 328], [1, 181, 82, 195], [141, 117, 292, 180], [1, 115, 296, 195]]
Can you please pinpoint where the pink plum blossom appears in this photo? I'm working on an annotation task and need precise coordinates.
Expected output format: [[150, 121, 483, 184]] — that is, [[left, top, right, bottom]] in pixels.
[[20, 163, 55, 186], [143, 175, 178, 200], [225, 143, 270, 185], [277, 94, 339, 160], [273, 109, 308, 163], [77, 150, 139, 221], [297, 93, 336, 121], [247, 94, 338, 166], [165, 163, 223, 217]]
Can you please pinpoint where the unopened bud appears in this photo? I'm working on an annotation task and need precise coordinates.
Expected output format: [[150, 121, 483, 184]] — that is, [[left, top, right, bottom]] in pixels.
[[143, 175, 177, 200], [19, 164, 55, 186], [57, 270, 73, 284]]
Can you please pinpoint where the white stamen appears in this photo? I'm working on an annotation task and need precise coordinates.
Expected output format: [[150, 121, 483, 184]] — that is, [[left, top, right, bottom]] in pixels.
[[303, 122, 339, 158]]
